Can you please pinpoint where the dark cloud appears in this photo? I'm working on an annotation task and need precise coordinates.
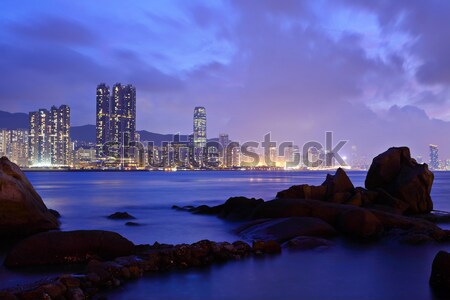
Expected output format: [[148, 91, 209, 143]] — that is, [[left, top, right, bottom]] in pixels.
[[8, 15, 97, 46]]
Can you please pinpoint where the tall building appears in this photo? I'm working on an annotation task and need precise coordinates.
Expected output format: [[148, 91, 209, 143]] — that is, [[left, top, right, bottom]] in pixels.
[[120, 84, 137, 158], [96, 83, 110, 157], [0, 129, 8, 157], [9, 129, 29, 167], [50, 105, 70, 165], [96, 83, 136, 160], [193, 107, 206, 167], [193, 107, 206, 148], [29, 109, 51, 165], [29, 106, 70, 166], [429, 144, 439, 170]]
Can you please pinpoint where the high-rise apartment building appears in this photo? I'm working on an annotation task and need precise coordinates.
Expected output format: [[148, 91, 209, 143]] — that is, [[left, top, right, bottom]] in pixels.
[[429, 144, 439, 170], [96, 83, 110, 156], [50, 105, 70, 165], [96, 83, 136, 159], [29, 106, 70, 166], [193, 107, 206, 167]]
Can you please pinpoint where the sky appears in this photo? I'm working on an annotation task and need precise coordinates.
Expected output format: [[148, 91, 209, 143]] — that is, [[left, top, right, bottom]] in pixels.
[[0, 0, 450, 160]]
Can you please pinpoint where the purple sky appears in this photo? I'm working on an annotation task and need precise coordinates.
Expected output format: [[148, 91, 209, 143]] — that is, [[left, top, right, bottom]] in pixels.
[[1, 0, 450, 160]]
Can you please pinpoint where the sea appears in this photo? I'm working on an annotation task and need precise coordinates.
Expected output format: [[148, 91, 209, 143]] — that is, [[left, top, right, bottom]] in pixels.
[[1, 170, 450, 300]]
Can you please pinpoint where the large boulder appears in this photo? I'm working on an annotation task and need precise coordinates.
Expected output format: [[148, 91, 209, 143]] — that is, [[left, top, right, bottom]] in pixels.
[[321, 167, 355, 198], [430, 251, 450, 291], [365, 147, 433, 214], [335, 208, 383, 240], [0, 157, 59, 238], [236, 217, 337, 243], [4, 230, 135, 267]]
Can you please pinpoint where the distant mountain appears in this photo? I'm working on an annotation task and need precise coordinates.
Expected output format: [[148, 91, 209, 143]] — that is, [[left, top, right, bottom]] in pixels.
[[0, 110, 191, 145], [71, 124, 96, 143], [0, 111, 29, 129]]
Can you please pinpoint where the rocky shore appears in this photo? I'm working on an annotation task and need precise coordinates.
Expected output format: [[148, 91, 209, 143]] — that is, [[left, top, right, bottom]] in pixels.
[[1, 147, 450, 298]]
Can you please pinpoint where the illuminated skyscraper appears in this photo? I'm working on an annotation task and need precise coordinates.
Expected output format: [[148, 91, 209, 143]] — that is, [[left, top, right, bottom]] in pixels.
[[96, 83, 110, 157], [193, 107, 206, 167], [29, 106, 70, 166], [29, 109, 51, 165], [9, 129, 29, 167], [429, 144, 439, 170], [120, 84, 136, 158], [96, 83, 136, 161], [50, 105, 70, 165]]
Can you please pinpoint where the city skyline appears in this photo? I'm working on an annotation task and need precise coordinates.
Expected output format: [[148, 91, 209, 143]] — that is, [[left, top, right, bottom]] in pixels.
[[1, 1, 450, 160]]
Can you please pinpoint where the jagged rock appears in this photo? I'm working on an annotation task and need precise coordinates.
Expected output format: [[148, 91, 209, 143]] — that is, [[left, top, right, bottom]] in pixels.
[[4, 230, 135, 267], [107, 212, 135, 219], [0, 157, 59, 238], [236, 217, 337, 243], [321, 167, 355, 198], [365, 147, 433, 214]]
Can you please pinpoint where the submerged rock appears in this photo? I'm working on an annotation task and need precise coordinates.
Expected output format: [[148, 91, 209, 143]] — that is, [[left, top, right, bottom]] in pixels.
[[283, 236, 334, 250], [4, 230, 135, 267], [108, 212, 136, 220], [0, 157, 59, 238], [236, 217, 337, 243]]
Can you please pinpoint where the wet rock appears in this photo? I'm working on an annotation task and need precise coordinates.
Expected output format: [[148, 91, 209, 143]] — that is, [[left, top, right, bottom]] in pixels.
[[236, 217, 337, 243], [321, 167, 355, 198], [365, 147, 433, 214], [125, 221, 141, 226], [276, 184, 327, 201], [252, 240, 281, 254], [283, 236, 333, 250], [335, 208, 383, 240], [430, 251, 450, 291], [0, 157, 59, 238], [107, 212, 135, 220], [5, 230, 135, 267], [48, 209, 61, 218]]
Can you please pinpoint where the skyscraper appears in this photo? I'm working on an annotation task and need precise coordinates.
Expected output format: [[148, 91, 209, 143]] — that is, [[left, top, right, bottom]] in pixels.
[[29, 109, 51, 165], [9, 129, 29, 167], [193, 107, 206, 167], [121, 84, 136, 158], [96, 83, 110, 157], [96, 83, 136, 160], [50, 105, 70, 165], [429, 144, 439, 170], [29, 106, 70, 166]]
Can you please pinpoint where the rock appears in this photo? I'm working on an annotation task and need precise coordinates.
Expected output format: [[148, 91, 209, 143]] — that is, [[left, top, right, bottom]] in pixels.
[[107, 212, 135, 219], [236, 217, 337, 243], [365, 147, 433, 214], [371, 188, 409, 214], [399, 232, 433, 245], [125, 221, 141, 226], [0, 292, 18, 300], [321, 168, 355, 197], [430, 251, 450, 291], [48, 208, 61, 218], [283, 236, 333, 250], [276, 184, 327, 201], [217, 197, 264, 220], [335, 208, 383, 240], [5, 230, 135, 267], [0, 157, 59, 238], [252, 240, 281, 254]]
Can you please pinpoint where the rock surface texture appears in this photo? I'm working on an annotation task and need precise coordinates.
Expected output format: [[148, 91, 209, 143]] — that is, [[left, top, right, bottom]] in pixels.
[[0, 157, 59, 238]]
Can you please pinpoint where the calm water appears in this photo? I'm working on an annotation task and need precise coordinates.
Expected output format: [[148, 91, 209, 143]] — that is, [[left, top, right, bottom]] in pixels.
[[1, 171, 450, 299]]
